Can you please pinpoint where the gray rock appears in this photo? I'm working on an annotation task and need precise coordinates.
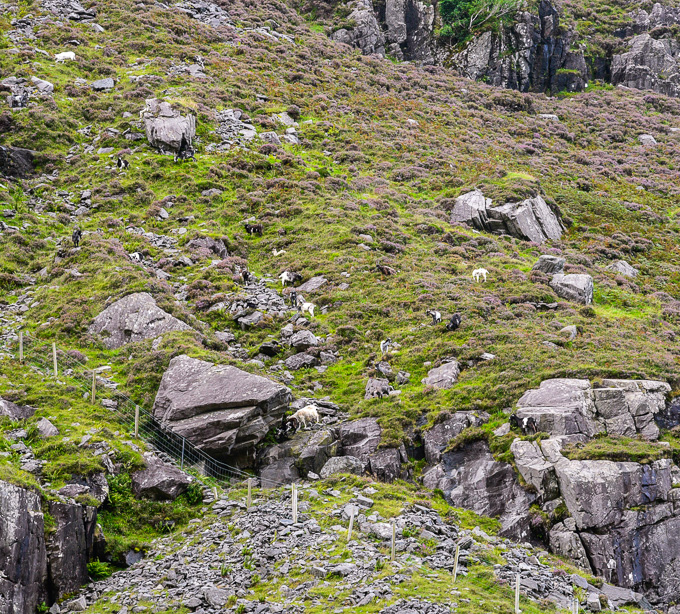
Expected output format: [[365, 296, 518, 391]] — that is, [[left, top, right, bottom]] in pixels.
[[339, 418, 381, 461], [284, 352, 319, 370], [186, 236, 228, 259], [368, 448, 401, 482], [131, 453, 192, 500], [559, 325, 578, 340], [203, 586, 232, 607], [67, 596, 87, 611], [451, 191, 563, 243], [511, 439, 558, 497], [295, 276, 327, 293], [532, 255, 565, 275], [607, 260, 638, 278], [0, 146, 36, 178], [365, 378, 392, 399], [153, 355, 292, 465], [0, 480, 47, 613], [639, 133, 658, 146], [319, 455, 364, 478], [260, 427, 338, 478], [0, 398, 35, 420], [142, 98, 196, 154], [89, 292, 193, 349], [91, 78, 115, 91], [423, 411, 488, 465], [260, 458, 299, 488], [421, 360, 460, 390], [237, 310, 263, 328], [548, 519, 592, 572], [330, 0, 386, 56], [31, 76, 54, 93], [550, 273, 594, 305], [289, 330, 318, 351], [36, 417, 59, 438], [259, 131, 281, 146]]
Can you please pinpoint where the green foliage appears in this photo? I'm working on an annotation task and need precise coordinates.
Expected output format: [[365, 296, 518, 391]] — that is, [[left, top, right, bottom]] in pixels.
[[87, 561, 113, 581], [438, 0, 524, 42], [562, 435, 671, 463]]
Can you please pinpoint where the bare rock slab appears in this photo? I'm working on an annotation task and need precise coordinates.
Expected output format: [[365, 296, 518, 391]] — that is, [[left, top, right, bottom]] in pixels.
[[131, 452, 192, 500]]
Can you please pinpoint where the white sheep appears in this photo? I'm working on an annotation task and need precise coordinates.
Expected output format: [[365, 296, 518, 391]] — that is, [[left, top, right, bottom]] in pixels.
[[55, 51, 76, 63], [288, 404, 320, 430], [272, 249, 286, 257], [380, 338, 393, 355], [472, 268, 489, 283], [280, 270, 301, 287], [300, 301, 316, 317], [426, 309, 441, 325]]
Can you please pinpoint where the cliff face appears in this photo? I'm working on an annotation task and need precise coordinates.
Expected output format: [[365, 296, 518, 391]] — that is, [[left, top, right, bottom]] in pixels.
[[330, 0, 680, 97]]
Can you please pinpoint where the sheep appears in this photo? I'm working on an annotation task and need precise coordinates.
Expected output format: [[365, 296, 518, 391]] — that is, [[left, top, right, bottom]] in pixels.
[[472, 268, 489, 282], [376, 263, 397, 276], [380, 337, 393, 356], [117, 157, 129, 170], [426, 309, 441, 325], [509, 414, 538, 434], [287, 405, 320, 431], [244, 223, 263, 236], [279, 270, 301, 287], [239, 268, 251, 284], [72, 227, 82, 247], [272, 249, 286, 256], [446, 314, 462, 331], [288, 290, 298, 308], [299, 301, 316, 318], [174, 135, 196, 162], [55, 51, 76, 63]]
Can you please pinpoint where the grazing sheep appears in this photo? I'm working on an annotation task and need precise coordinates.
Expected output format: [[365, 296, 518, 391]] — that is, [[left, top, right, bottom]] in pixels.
[[55, 51, 76, 63], [239, 268, 251, 284], [288, 290, 298, 308], [72, 227, 82, 247], [279, 270, 301, 286], [244, 223, 263, 236], [174, 135, 196, 162], [446, 314, 462, 331], [287, 404, 320, 430], [380, 338, 393, 355], [509, 414, 538, 434], [299, 301, 316, 318], [426, 309, 441, 325], [272, 249, 286, 256], [472, 268, 489, 282], [117, 157, 129, 170]]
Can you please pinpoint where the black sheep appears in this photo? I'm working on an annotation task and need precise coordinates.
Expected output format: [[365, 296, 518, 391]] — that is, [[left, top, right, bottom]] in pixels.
[[446, 313, 462, 331], [72, 227, 82, 247]]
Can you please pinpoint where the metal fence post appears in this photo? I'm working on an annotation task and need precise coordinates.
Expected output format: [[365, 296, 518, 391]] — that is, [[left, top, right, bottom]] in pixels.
[[52, 342, 57, 377], [19, 331, 23, 363]]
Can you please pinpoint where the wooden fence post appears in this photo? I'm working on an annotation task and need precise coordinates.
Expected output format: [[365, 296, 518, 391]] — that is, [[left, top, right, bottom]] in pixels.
[[52, 342, 57, 377], [91, 370, 96, 403], [134, 405, 139, 438], [347, 508, 355, 541], [292, 483, 298, 524], [452, 543, 460, 582], [515, 573, 521, 614], [247, 478, 252, 509], [19, 331, 23, 363], [390, 519, 396, 562]]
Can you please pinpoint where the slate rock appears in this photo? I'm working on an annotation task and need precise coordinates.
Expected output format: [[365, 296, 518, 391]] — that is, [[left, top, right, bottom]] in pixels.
[[36, 417, 59, 438], [131, 452, 192, 500], [284, 352, 319, 370], [295, 276, 327, 293], [289, 330, 318, 351], [607, 260, 638, 278], [421, 360, 460, 389], [89, 292, 193, 349], [0, 398, 35, 420], [550, 273, 594, 305], [532, 255, 565, 275], [91, 78, 115, 91], [142, 98, 196, 154], [423, 411, 488, 465], [0, 146, 36, 178], [339, 418, 381, 461], [320, 455, 364, 478]]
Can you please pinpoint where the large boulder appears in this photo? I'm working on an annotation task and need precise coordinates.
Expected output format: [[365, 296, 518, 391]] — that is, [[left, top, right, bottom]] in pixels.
[[339, 418, 381, 461], [550, 273, 594, 304], [423, 440, 534, 540], [330, 0, 386, 56], [259, 427, 338, 480], [0, 398, 35, 420], [511, 439, 559, 498], [607, 260, 638, 278], [0, 481, 47, 614], [319, 455, 364, 478], [46, 501, 98, 601], [131, 453, 192, 500], [0, 146, 36, 179], [532, 255, 565, 275], [89, 292, 193, 349], [142, 98, 196, 154], [450, 191, 563, 244], [421, 360, 460, 390], [153, 355, 292, 465]]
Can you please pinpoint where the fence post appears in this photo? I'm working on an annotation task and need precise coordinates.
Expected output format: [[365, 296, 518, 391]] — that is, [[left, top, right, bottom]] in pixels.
[[515, 573, 521, 614], [52, 342, 57, 377], [19, 331, 23, 363], [134, 405, 139, 438], [347, 507, 355, 541], [452, 542, 460, 582], [180, 438, 185, 470], [247, 478, 252, 509], [91, 370, 96, 403], [390, 519, 396, 562], [572, 597, 578, 614], [292, 483, 298, 524]]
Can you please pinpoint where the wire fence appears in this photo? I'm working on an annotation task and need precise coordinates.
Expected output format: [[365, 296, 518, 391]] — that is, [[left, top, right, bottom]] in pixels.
[[9, 332, 289, 488]]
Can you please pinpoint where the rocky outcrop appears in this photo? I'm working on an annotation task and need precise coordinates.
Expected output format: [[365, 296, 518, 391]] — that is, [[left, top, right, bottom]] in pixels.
[[46, 501, 98, 601], [612, 34, 680, 98], [89, 292, 193, 349], [153, 355, 292, 465], [450, 190, 563, 244], [0, 146, 36, 179], [0, 481, 47, 614], [0, 398, 35, 420], [331, 0, 385, 56], [550, 273, 593, 305], [421, 360, 460, 390], [423, 411, 488, 464], [142, 98, 196, 154], [131, 453, 193, 500]]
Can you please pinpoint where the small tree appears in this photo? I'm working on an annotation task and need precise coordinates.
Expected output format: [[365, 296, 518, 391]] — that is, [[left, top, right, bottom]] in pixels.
[[439, 0, 524, 42]]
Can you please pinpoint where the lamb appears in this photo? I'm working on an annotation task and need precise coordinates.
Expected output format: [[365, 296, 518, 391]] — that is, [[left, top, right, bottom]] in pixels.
[[426, 309, 441, 325], [272, 249, 286, 256], [446, 314, 462, 331], [287, 404, 320, 431], [55, 51, 76, 63], [279, 270, 301, 287], [72, 227, 82, 247], [380, 338, 393, 355], [117, 157, 129, 170], [299, 300, 316, 318], [288, 290, 298, 308], [472, 268, 489, 282], [244, 223, 263, 236]]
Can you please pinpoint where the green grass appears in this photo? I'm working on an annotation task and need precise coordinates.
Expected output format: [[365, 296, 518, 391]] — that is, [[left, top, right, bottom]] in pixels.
[[561, 435, 672, 463]]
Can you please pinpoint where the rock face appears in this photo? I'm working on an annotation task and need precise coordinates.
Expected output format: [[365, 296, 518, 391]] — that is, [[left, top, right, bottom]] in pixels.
[[331, 0, 385, 56], [89, 292, 193, 349], [131, 453, 192, 500], [0, 398, 35, 420], [612, 34, 680, 98], [153, 355, 292, 465], [423, 411, 488, 465], [450, 191, 563, 244], [142, 98, 196, 154], [550, 273, 594, 304], [421, 360, 460, 389], [46, 501, 98, 601], [0, 146, 36, 178], [0, 481, 47, 614]]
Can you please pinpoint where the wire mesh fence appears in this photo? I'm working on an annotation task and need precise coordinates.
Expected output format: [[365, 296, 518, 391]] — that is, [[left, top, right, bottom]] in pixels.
[[11, 332, 265, 487]]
